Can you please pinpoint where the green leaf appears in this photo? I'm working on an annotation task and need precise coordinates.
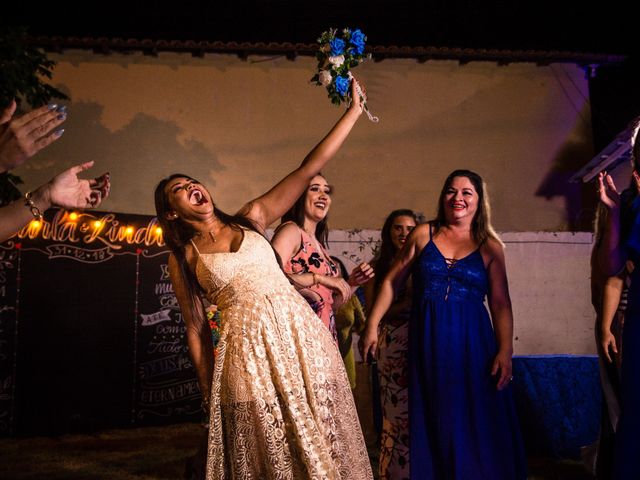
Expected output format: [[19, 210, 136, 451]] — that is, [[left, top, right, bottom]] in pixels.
[[0, 26, 68, 204]]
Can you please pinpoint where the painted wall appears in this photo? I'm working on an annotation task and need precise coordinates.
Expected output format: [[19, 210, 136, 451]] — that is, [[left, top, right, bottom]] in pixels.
[[15, 50, 595, 231], [12, 50, 601, 354]]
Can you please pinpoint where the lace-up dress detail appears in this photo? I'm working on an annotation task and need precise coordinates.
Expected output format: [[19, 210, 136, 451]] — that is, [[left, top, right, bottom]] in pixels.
[[408, 225, 526, 479], [193, 229, 372, 480]]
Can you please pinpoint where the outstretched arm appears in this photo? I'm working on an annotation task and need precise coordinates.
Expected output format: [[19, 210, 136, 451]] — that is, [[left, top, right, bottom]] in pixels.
[[0, 161, 110, 243], [0, 100, 67, 173], [359, 224, 428, 361], [240, 81, 363, 231]]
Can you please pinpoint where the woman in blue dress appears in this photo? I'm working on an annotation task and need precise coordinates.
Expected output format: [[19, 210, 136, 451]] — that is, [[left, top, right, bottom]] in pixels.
[[597, 122, 640, 480], [361, 169, 526, 479]]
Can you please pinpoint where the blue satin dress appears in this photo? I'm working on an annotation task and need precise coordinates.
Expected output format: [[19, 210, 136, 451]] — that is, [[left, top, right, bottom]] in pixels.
[[614, 195, 640, 480], [409, 227, 526, 479]]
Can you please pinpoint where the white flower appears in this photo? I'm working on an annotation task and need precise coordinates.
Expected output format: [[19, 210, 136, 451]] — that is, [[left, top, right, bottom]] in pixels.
[[318, 70, 332, 86], [328, 55, 345, 67]]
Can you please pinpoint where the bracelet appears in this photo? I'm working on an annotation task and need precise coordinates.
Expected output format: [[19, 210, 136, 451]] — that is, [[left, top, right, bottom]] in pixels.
[[24, 191, 43, 221]]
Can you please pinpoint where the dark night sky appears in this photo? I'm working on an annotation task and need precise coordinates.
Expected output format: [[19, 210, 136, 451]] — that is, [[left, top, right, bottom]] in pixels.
[[2, 1, 636, 55]]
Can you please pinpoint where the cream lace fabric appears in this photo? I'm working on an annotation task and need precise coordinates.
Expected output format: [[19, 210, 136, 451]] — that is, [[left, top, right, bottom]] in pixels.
[[195, 229, 373, 479]]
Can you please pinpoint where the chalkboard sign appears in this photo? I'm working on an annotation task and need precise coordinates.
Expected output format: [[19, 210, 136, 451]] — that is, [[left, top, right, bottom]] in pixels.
[[0, 247, 18, 436], [0, 209, 201, 436], [135, 252, 201, 423]]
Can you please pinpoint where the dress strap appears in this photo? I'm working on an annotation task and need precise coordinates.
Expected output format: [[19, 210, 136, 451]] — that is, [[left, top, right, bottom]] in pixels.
[[190, 239, 201, 257]]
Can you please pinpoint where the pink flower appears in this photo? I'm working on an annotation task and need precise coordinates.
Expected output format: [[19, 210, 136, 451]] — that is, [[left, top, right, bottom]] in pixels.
[[318, 70, 332, 86]]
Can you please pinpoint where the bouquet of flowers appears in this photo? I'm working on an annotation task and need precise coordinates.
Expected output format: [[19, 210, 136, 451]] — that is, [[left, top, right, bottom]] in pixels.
[[311, 28, 378, 122]]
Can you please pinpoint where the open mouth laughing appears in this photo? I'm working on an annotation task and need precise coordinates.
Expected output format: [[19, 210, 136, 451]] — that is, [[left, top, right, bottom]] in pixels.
[[189, 189, 208, 206]]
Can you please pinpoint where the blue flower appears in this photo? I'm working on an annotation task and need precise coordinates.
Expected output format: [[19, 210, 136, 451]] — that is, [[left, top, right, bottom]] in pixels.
[[330, 37, 346, 56], [334, 76, 351, 96], [350, 29, 366, 55]]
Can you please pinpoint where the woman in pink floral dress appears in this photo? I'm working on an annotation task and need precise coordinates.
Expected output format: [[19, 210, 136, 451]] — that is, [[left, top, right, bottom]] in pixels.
[[272, 174, 373, 340]]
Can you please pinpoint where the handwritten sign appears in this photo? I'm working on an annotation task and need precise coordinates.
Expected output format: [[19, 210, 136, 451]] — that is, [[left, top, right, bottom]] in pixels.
[[134, 256, 201, 423], [0, 209, 202, 436]]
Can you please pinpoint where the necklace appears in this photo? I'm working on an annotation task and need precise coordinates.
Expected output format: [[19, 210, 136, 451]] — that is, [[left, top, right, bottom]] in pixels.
[[196, 224, 224, 243]]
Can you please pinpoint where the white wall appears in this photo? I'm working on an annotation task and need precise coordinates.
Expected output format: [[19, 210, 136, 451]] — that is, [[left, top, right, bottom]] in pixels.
[[324, 230, 596, 355]]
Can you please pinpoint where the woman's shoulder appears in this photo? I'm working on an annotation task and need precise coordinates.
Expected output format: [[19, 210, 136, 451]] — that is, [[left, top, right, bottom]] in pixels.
[[479, 236, 506, 267], [413, 222, 432, 239], [481, 236, 504, 252], [272, 221, 302, 239], [409, 222, 432, 246]]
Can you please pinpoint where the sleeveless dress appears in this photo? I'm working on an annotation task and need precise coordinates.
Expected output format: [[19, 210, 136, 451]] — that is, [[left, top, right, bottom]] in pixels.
[[409, 227, 526, 479], [192, 229, 372, 479], [614, 195, 640, 480], [280, 222, 339, 340]]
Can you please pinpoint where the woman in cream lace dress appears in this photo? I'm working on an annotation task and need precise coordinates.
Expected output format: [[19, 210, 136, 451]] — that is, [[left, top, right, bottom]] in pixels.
[[154, 82, 372, 479]]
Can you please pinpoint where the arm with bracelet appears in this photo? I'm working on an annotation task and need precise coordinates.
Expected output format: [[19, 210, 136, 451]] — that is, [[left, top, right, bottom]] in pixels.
[[0, 162, 110, 243]]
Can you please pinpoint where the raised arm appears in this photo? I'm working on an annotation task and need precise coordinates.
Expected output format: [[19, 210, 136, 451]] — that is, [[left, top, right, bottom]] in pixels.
[[239, 81, 363, 230], [0, 162, 110, 243], [168, 253, 214, 412], [0, 100, 67, 173], [359, 223, 428, 361], [596, 172, 638, 276], [484, 240, 515, 391]]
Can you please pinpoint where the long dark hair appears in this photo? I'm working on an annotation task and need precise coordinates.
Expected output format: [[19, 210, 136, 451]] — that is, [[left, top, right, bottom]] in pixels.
[[374, 209, 420, 289], [433, 169, 502, 246], [154, 174, 260, 316], [281, 174, 330, 247]]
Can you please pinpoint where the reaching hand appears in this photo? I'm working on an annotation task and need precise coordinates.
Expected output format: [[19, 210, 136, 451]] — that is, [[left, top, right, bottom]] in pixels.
[[47, 161, 110, 210], [0, 100, 67, 173], [597, 172, 620, 210], [348, 262, 375, 286]]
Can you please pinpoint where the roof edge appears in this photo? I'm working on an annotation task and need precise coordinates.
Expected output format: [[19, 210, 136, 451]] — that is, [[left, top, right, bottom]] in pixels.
[[29, 36, 627, 66]]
